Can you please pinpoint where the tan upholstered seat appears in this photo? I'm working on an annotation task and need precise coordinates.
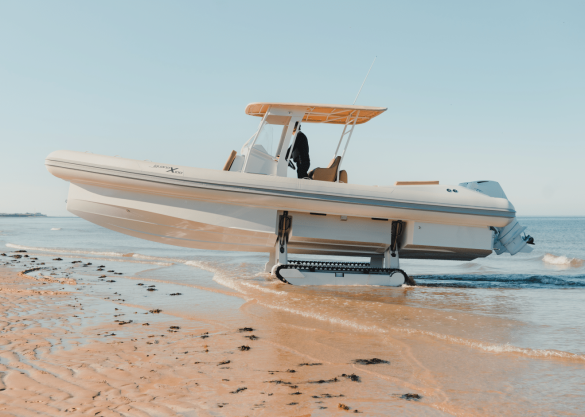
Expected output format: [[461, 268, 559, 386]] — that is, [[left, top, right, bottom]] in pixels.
[[223, 150, 237, 171], [309, 156, 342, 182]]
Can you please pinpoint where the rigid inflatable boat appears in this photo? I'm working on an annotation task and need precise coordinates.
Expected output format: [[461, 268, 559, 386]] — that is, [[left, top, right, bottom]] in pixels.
[[45, 102, 534, 286]]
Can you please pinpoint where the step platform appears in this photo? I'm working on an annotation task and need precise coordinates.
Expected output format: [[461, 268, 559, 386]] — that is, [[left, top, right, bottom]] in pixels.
[[273, 260, 413, 286]]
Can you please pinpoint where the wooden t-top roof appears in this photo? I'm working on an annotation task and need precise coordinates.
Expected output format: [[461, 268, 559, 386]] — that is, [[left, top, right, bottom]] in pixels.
[[245, 102, 387, 125]]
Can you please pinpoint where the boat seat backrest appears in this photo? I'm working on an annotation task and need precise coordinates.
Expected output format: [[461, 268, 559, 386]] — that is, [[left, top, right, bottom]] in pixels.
[[327, 157, 338, 169], [223, 150, 237, 171], [309, 156, 342, 182]]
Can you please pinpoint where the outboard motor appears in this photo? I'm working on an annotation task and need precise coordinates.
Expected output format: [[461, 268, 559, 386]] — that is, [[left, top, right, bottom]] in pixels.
[[460, 180, 535, 255], [492, 219, 534, 255]]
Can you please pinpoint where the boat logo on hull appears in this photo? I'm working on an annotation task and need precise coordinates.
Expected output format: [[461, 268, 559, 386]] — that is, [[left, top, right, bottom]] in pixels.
[[146, 164, 184, 176]]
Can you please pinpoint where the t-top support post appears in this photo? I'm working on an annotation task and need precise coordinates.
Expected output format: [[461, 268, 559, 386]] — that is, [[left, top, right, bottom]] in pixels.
[[336, 111, 359, 180]]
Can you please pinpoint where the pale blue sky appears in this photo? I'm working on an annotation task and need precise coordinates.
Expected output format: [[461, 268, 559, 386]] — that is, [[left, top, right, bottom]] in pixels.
[[1, 1, 583, 216]]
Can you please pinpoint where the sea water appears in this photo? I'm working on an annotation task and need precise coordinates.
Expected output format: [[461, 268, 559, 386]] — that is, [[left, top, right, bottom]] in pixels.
[[1, 216, 584, 413], [1, 216, 584, 354]]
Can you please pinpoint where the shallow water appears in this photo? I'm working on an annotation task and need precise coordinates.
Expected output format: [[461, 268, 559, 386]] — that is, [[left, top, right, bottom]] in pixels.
[[1, 216, 584, 414]]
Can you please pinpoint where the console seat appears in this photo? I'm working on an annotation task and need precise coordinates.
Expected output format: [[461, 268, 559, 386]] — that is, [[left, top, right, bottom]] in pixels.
[[308, 156, 348, 183]]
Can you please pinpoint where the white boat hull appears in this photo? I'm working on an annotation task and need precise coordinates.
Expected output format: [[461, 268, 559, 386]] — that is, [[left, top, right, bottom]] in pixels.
[[46, 150, 519, 262], [66, 183, 277, 253]]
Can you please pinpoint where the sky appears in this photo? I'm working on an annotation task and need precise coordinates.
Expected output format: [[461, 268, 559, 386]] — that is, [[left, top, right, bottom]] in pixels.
[[0, 0, 583, 216]]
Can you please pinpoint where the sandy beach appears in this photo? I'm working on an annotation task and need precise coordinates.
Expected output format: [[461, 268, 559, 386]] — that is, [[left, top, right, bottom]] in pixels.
[[2, 235, 584, 416], [0, 265, 440, 416]]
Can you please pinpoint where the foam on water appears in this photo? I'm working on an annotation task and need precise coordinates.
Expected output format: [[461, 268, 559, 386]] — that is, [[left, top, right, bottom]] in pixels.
[[5, 244, 173, 266], [403, 327, 585, 362], [6, 243, 131, 258], [542, 253, 584, 268], [258, 296, 585, 362]]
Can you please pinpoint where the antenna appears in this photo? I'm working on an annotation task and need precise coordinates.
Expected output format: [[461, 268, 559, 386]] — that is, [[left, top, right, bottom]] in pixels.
[[353, 56, 377, 105]]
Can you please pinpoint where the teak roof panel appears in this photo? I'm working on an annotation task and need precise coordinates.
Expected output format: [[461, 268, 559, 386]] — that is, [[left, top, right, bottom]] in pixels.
[[245, 102, 387, 125]]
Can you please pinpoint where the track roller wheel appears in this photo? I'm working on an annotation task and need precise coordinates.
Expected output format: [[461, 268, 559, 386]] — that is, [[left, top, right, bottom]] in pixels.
[[272, 264, 291, 284], [389, 269, 416, 286]]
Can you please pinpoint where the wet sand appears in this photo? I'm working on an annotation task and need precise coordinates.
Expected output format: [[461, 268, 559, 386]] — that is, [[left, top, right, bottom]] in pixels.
[[1, 252, 584, 416], [0, 267, 443, 416]]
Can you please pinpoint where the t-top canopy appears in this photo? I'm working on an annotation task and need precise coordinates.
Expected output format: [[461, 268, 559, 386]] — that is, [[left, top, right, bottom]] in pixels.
[[245, 102, 387, 125]]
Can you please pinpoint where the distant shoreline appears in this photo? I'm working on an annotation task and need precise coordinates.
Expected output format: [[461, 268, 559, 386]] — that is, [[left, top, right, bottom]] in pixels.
[[0, 216, 81, 219], [0, 213, 47, 218]]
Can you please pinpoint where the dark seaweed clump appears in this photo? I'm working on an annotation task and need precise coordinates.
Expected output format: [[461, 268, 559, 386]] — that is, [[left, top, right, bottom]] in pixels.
[[238, 327, 254, 332], [341, 373, 360, 382], [352, 358, 389, 365], [309, 377, 338, 384]]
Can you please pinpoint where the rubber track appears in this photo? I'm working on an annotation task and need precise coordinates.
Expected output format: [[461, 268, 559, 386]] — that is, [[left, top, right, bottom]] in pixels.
[[275, 262, 415, 286]]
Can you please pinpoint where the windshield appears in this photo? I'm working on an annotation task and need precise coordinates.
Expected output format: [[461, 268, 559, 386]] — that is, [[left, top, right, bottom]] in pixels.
[[252, 124, 285, 158]]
